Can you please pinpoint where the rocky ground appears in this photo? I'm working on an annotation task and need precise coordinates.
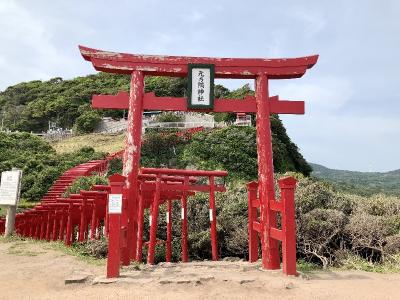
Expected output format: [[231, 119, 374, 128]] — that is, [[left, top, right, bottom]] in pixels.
[[1, 239, 400, 300]]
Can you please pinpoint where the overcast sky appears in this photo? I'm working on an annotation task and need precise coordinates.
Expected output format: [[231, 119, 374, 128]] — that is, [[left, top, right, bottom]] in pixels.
[[0, 0, 399, 172]]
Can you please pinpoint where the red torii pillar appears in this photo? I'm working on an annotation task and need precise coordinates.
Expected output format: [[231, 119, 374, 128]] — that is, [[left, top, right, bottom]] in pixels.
[[80, 45, 318, 270]]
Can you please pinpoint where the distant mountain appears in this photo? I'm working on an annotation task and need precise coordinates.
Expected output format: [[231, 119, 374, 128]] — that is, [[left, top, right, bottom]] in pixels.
[[310, 163, 400, 196]]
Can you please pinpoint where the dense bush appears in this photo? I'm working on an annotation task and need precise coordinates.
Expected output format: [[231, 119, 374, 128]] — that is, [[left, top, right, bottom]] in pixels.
[[148, 175, 400, 269], [63, 175, 108, 197], [74, 238, 108, 259], [141, 131, 187, 168], [0, 132, 106, 201], [73, 110, 101, 133], [183, 125, 312, 179]]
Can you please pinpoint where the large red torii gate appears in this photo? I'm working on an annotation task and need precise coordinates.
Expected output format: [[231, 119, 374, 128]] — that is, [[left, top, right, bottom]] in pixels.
[[79, 45, 318, 272]]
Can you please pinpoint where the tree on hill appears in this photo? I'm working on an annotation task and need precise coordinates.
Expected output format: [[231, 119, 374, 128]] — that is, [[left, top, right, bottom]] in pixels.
[[0, 74, 190, 133], [182, 125, 311, 179]]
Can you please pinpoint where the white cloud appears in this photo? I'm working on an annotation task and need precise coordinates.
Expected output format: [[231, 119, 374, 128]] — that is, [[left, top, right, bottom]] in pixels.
[[272, 76, 354, 113], [0, 0, 77, 89]]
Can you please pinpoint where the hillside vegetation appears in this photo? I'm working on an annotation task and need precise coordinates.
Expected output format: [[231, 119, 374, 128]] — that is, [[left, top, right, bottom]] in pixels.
[[0, 132, 106, 203], [311, 163, 400, 196], [0, 73, 243, 133]]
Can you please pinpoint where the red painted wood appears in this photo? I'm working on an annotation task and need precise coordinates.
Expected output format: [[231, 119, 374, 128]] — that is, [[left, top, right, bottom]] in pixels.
[[166, 199, 172, 262], [252, 221, 262, 233], [255, 74, 280, 270], [135, 193, 145, 261], [279, 177, 297, 276], [106, 174, 125, 278], [209, 176, 218, 261], [87, 57, 311, 79], [80, 45, 317, 68], [65, 203, 73, 245], [92, 92, 304, 115], [270, 200, 283, 212], [142, 167, 228, 177], [79, 45, 318, 79], [78, 195, 87, 242], [270, 99, 304, 114], [122, 70, 144, 262], [270, 228, 283, 241], [181, 193, 189, 262], [147, 176, 161, 264], [121, 188, 130, 266], [247, 181, 259, 262]]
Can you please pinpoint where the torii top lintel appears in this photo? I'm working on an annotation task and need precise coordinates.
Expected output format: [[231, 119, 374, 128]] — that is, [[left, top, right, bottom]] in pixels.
[[79, 45, 318, 79]]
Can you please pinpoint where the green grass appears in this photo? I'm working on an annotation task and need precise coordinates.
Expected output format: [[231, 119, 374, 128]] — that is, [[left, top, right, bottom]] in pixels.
[[0, 200, 40, 217], [297, 259, 321, 273], [335, 253, 400, 273], [7, 241, 46, 257], [3, 235, 400, 274], [46, 241, 107, 266], [51, 133, 125, 154]]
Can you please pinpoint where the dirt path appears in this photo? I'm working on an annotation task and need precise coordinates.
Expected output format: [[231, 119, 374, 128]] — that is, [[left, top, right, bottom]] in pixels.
[[1, 239, 400, 300]]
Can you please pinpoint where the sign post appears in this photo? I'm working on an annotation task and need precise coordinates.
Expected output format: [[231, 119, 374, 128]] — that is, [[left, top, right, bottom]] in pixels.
[[0, 168, 22, 237], [107, 173, 126, 278]]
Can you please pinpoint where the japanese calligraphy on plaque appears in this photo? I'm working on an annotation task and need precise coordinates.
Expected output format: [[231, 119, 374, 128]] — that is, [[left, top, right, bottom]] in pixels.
[[188, 64, 215, 109]]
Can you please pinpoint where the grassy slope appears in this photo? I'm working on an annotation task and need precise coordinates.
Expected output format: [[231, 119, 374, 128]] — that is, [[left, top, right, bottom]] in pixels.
[[310, 163, 400, 196], [51, 133, 125, 154]]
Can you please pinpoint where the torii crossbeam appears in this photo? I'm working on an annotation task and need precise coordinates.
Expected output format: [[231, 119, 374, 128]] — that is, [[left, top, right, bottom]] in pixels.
[[92, 91, 305, 114], [79, 45, 318, 273]]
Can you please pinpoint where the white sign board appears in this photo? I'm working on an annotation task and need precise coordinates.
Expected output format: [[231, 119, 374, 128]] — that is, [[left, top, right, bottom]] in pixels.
[[108, 194, 123, 214], [0, 170, 22, 206], [188, 64, 214, 109]]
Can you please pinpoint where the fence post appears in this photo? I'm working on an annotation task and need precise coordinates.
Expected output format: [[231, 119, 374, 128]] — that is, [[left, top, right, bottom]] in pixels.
[[279, 176, 297, 275], [181, 176, 189, 262], [135, 193, 145, 261], [247, 181, 259, 262], [147, 175, 161, 264], [121, 188, 130, 266], [107, 174, 126, 278], [78, 194, 87, 242], [166, 199, 172, 262], [209, 176, 218, 261]]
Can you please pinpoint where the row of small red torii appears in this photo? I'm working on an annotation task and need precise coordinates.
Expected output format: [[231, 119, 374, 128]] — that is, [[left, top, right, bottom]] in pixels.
[[79, 45, 318, 277]]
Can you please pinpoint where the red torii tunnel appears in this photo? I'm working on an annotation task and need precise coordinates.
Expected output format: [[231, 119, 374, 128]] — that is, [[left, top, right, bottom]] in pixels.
[[79, 45, 318, 276]]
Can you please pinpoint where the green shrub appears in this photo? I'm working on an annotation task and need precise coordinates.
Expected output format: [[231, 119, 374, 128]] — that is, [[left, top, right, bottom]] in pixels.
[[107, 157, 123, 175], [297, 208, 347, 268], [63, 175, 108, 197], [141, 131, 187, 168], [74, 110, 101, 133], [155, 112, 184, 123], [74, 238, 108, 259], [183, 126, 312, 180]]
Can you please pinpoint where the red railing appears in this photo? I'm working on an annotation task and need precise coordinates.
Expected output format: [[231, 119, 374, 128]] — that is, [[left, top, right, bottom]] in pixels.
[[0, 156, 111, 239], [246, 176, 297, 275]]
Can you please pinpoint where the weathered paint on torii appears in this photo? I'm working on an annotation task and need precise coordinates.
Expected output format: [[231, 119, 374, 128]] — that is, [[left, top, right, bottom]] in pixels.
[[79, 45, 318, 270], [91, 91, 305, 114]]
